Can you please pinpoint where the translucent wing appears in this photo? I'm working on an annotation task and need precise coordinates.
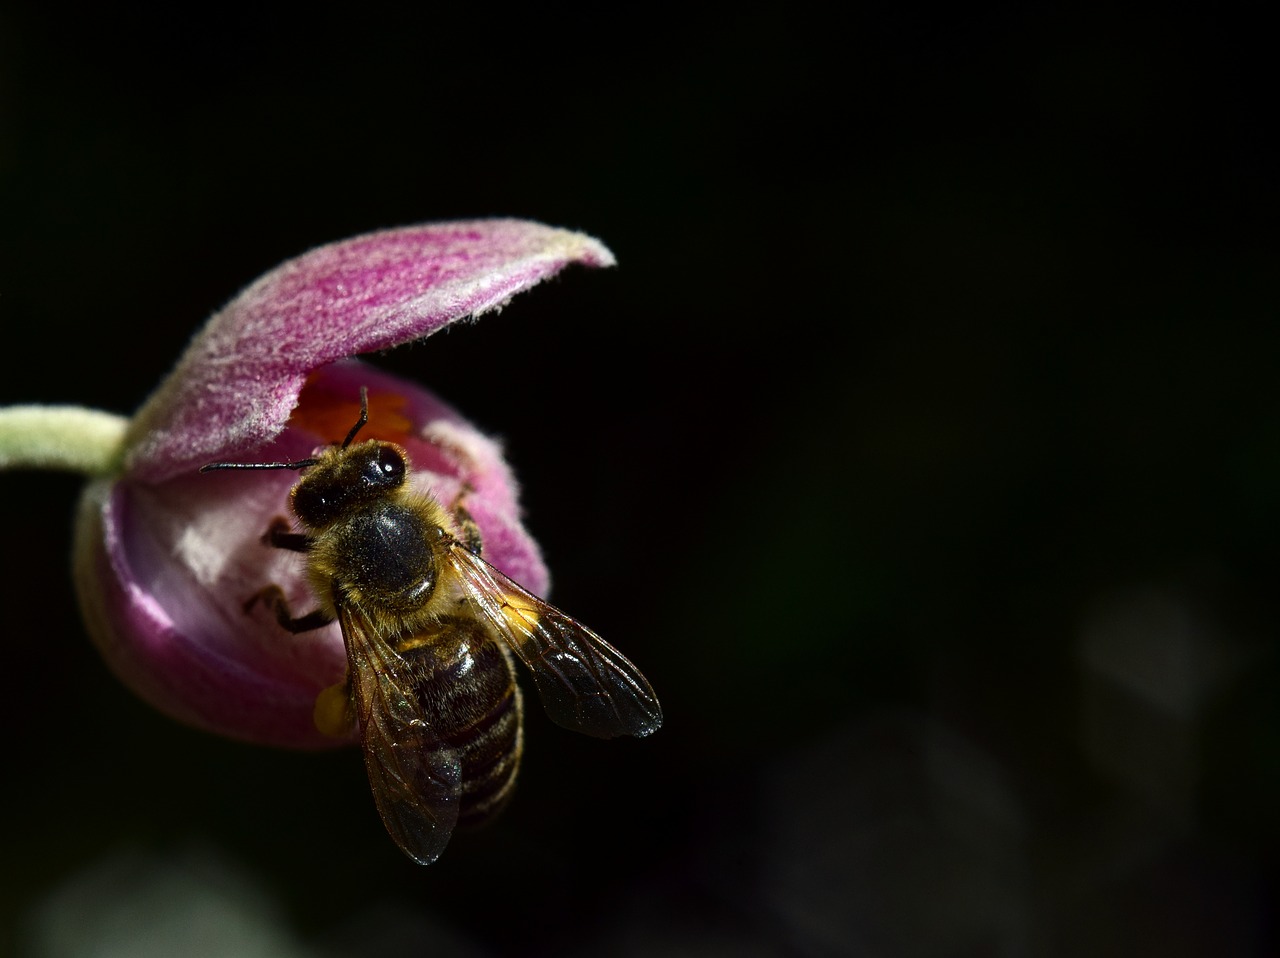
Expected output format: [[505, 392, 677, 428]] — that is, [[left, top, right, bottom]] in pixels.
[[337, 599, 461, 865], [443, 544, 663, 739]]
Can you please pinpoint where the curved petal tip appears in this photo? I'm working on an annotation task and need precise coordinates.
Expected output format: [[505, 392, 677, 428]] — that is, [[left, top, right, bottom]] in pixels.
[[125, 220, 614, 484]]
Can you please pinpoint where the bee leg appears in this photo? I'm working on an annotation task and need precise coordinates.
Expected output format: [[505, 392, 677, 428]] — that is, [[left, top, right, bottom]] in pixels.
[[244, 584, 333, 634], [448, 486, 484, 556], [261, 517, 312, 553]]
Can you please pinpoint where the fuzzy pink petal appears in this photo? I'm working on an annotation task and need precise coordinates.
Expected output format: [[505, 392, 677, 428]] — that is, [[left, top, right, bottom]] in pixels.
[[124, 221, 614, 483]]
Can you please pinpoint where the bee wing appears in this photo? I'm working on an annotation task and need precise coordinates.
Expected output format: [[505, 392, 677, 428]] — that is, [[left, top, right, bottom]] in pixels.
[[444, 544, 663, 739], [338, 600, 461, 865]]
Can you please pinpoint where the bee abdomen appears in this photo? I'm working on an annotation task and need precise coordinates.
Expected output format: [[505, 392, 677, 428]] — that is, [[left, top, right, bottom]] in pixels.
[[455, 680, 524, 827], [399, 635, 523, 827]]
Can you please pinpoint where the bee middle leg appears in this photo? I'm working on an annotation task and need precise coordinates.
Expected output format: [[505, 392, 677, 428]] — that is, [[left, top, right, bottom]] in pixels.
[[244, 584, 333, 634], [448, 485, 484, 557]]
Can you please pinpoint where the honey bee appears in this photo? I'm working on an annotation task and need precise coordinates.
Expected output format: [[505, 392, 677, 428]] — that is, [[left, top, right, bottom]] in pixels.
[[201, 388, 661, 864]]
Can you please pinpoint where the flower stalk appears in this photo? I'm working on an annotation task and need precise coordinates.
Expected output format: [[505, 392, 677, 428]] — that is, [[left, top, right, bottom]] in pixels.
[[0, 406, 129, 474]]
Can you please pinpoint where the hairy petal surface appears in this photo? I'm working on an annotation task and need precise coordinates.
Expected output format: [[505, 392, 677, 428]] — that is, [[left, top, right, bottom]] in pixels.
[[124, 221, 613, 483]]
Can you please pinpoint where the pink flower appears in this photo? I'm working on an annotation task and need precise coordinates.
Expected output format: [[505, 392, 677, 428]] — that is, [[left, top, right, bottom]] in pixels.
[[67, 220, 615, 748]]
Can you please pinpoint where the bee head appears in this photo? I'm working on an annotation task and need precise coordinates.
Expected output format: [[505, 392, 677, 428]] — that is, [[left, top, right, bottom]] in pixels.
[[291, 440, 407, 529]]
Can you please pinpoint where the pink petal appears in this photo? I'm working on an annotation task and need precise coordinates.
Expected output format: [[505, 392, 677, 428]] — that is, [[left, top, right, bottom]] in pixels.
[[123, 220, 614, 484]]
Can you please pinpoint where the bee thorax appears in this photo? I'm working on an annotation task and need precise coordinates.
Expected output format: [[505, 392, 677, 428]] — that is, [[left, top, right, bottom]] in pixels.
[[323, 503, 440, 612]]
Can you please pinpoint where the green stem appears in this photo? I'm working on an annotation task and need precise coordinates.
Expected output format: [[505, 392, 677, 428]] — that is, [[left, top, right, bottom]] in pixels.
[[0, 406, 130, 476]]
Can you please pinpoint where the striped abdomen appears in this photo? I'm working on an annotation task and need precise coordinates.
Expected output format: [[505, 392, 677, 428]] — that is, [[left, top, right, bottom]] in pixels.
[[396, 622, 524, 826]]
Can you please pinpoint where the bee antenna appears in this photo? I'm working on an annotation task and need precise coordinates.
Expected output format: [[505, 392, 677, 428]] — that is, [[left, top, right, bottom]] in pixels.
[[340, 386, 370, 449], [199, 457, 321, 473], [200, 387, 369, 473]]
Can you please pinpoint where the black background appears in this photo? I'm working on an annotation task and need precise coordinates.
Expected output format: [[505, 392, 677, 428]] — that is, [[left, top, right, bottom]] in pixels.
[[1, 6, 1276, 956]]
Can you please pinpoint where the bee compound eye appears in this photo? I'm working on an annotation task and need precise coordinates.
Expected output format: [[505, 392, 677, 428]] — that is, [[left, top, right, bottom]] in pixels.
[[292, 485, 327, 525], [368, 445, 405, 485]]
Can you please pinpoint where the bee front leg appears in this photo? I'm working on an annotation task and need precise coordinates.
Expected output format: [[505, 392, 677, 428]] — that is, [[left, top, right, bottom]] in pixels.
[[244, 584, 334, 634], [261, 516, 312, 553]]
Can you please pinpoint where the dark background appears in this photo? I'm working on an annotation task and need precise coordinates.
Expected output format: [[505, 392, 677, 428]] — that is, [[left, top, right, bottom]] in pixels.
[[1, 6, 1276, 956]]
